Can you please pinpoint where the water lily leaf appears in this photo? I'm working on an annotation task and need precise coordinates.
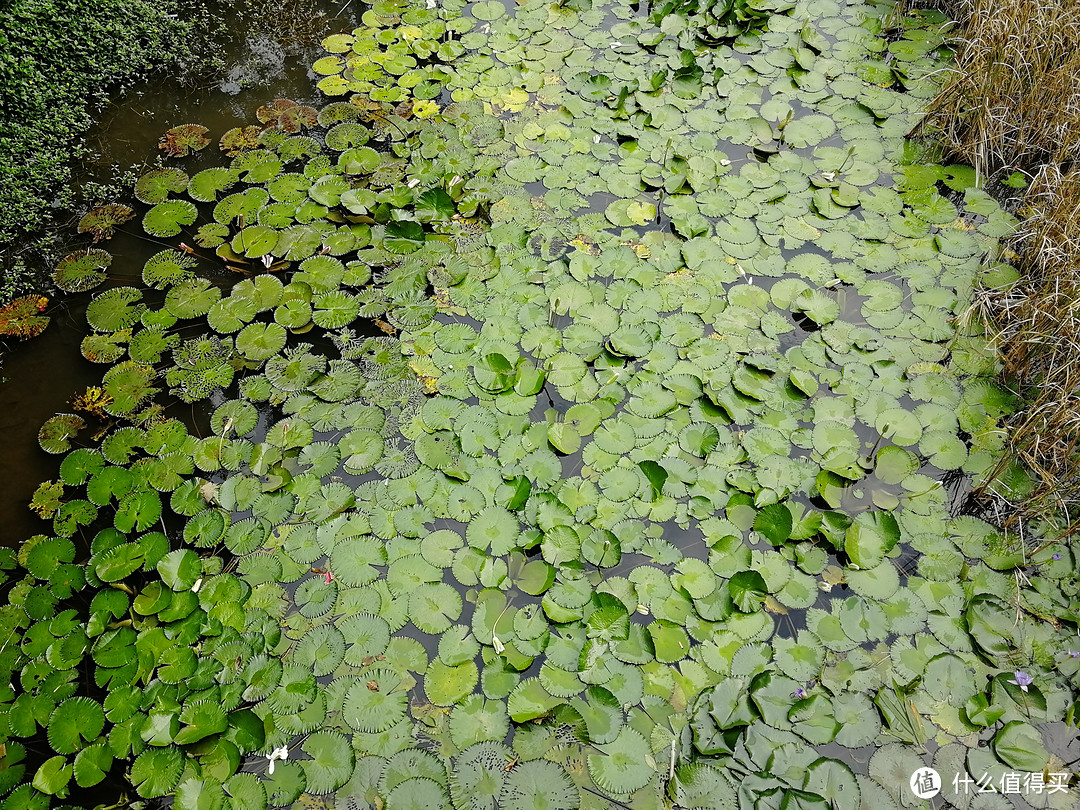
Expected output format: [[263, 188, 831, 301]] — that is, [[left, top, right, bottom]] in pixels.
[[472, 0, 506, 19], [231, 224, 279, 258], [729, 571, 768, 612], [410, 582, 462, 634], [991, 720, 1049, 774], [223, 773, 267, 810], [86, 287, 145, 332], [753, 502, 793, 544], [339, 612, 391, 666], [159, 123, 210, 157], [343, 668, 409, 732], [384, 220, 426, 253], [236, 322, 288, 360], [73, 742, 113, 789], [844, 511, 900, 569], [291, 624, 345, 676], [78, 204, 135, 242], [47, 697, 104, 754], [791, 289, 839, 325], [38, 414, 85, 454], [174, 701, 227, 745], [426, 659, 479, 707], [302, 731, 354, 794], [158, 549, 201, 591], [0, 294, 49, 339], [102, 361, 157, 415], [174, 778, 226, 810], [507, 678, 563, 723], [500, 759, 577, 810], [53, 249, 111, 293], [131, 745, 184, 797], [313, 290, 360, 328], [143, 199, 197, 238], [166, 278, 222, 319], [265, 760, 306, 806], [188, 167, 238, 202], [587, 726, 652, 796], [638, 459, 668, 502], [134, 168, 188, 204], [415, 188, 457, 222]]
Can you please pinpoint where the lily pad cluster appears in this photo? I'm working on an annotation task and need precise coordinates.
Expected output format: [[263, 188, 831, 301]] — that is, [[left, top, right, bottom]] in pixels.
[[3, 0, 1079, 808]]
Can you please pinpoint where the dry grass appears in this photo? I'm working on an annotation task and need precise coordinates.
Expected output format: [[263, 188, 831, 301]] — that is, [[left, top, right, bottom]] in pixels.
[[918, 0, 1080, 176], [972, 167, 1080, 528], [915, 0, 1080, 527]]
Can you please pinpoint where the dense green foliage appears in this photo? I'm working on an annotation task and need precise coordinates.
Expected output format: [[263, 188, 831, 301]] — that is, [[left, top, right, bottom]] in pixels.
[[0, 0, 227, 292], [0, 0, 1078, 808]]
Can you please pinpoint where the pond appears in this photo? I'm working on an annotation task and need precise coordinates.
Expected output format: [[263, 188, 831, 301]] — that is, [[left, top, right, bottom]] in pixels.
[[0, 0, 1077, 808]]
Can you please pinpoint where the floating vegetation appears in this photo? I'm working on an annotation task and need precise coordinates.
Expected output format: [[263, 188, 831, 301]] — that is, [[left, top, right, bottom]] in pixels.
[[76, 204, 134, 242], [52, 249, 112, 293], [158, 123, 212, 157], [0, 294, 50, 339], [3, 0, 1078, 808], [37, 414, 86, 454]]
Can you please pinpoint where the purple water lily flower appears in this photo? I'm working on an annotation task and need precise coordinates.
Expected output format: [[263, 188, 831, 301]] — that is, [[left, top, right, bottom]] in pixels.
[[1068, 651, 1080, 659], [1053, 553, 1061, 561], [1009, 670, 1034, 692]]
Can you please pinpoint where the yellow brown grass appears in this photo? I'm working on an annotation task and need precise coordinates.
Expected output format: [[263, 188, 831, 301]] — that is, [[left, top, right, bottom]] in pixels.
[[916, 0, 1080, 527], [973, 167, 1080, 527], [919, 0, 1080, 176]]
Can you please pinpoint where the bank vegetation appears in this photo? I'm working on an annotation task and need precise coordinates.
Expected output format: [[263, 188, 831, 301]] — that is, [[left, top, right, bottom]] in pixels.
[[915, 0, 1080, 531]]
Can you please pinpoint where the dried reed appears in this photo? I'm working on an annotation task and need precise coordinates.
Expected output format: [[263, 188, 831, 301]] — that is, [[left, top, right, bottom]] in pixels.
[[918, 0, 1080, 176], [916, 0, 1080, 527]]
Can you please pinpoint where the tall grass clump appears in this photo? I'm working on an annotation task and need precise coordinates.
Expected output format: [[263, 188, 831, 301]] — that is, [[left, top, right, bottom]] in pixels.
[[916, 0, 1080, 528], [919, 0, 1080, 173]]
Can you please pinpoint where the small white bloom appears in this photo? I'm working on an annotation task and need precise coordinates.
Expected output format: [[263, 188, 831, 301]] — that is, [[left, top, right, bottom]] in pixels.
[[492, 635, 505, 654], [426, 0, 437, 7], [407, 178, 420, 188], [266, 745, 289, 775], [636, 604, 649, 615], [191, 578, 203, 593]]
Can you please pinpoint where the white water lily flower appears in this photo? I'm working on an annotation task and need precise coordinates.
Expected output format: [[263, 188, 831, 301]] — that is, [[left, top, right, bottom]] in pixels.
[[191, 578, 203, 593], [492, 635, 505, 654], [267, 745, 289, 775]]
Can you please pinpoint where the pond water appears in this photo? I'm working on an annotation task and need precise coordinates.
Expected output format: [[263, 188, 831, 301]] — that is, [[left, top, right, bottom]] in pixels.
[[0, 0, 1078, 808]]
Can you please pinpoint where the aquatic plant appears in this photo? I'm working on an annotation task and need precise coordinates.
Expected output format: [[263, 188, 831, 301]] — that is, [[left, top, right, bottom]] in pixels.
[[77, 205, 135, 243], [159, 123, 213, 158], [0, 295, 50, 339], [52, 249, 113, 294], [2, 0, 1078, 809]]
